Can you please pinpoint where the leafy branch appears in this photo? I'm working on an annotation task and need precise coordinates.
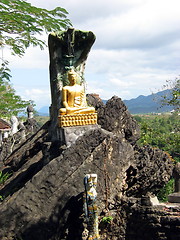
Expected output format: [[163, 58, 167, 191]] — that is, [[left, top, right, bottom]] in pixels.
[[0, 60, 32, 117], [161, 78, 180, 111], [0, 0, 72, 56], [0, 1, 72, 117]]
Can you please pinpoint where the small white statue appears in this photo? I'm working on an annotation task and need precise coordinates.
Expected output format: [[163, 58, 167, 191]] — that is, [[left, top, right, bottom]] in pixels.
[[3, 131, 9, 139], [10, 116, 19, 135], [27, 105, 34, 119]]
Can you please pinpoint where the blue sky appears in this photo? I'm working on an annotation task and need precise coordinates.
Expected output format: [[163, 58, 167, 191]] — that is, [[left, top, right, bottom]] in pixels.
[[4, 0, 180, 110]]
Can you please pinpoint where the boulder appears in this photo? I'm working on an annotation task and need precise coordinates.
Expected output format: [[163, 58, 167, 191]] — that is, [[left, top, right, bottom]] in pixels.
[[87, 95, 140, 144]]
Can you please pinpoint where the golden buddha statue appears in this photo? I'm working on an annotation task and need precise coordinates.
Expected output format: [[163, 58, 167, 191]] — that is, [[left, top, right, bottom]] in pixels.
[[59, 69, 97, 127], [60, 69, 95, 115]]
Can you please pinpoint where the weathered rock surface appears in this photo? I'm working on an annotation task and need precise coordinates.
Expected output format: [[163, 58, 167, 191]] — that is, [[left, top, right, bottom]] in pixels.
[[87, 95, 140, 144], [0, 122, 49, 199], [0, 117, 40, 164], [100, 197, 180, 240], [0, 97, 175, 240], [24, 118, 40, 136], [0, 128, 133, 239], [125, 144, 174, 197], [126, 203, 180, 240]]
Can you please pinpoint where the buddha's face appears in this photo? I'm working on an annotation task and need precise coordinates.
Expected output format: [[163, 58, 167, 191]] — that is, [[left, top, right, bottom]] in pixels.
[[68, 73, 77, 85]]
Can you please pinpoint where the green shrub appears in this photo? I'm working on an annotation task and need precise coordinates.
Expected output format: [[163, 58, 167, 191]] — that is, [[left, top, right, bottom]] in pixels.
[[135, 113, 179, 201], [157, 178, 174, 202], [101, 216, 113, 224], [0, 171, 11, 185]]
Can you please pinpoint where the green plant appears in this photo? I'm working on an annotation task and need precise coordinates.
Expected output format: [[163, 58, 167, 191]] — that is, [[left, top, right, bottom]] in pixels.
[[135, 113, 179, 202], [136, 113, 180, 162], [0, 0, 71, 57], [160, 78, 180, 111], [0, 195, 4, 201], [0, 61, 33, 118], [0, 171, 11, 185], [157, 178, 174, 202], [101, 216, 113, 224], [0, 0, 71, 118]]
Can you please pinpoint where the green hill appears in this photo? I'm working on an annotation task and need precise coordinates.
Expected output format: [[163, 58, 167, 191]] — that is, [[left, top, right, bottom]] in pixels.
[[123, 90, 173, 114]]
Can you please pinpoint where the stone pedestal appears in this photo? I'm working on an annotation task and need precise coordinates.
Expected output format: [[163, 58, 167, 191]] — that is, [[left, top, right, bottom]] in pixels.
[[58, 124, 100, 147], [168, 192, 180, 203]]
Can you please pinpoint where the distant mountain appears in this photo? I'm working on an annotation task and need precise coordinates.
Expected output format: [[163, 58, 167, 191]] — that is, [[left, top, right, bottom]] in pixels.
[[123, 89, 173, 114], [37, 106, 49, 116], [37, 90, 173, 116]]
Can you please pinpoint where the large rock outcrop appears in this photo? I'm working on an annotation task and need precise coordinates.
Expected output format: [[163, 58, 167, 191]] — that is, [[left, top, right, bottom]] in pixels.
[[0, 97, 174, 240], [87, 95, 140, 144]]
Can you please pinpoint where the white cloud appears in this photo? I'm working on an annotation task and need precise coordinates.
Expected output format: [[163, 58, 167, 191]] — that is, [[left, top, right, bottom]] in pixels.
[[29, 0, 145, 21], [4, 45, 49, 69], [110, 78, 136, 88], [73, 1, 179, 53], [86, 86, 104, 95], [4, 0, 180, 107], [17, 87, 51, 109]]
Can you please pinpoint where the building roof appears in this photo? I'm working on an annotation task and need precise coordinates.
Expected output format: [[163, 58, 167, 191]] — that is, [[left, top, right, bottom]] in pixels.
[[0, 119, 11, 131]]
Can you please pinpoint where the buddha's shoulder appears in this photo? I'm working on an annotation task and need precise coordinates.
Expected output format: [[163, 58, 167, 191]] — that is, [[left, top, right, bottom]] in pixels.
[[74, 85, 83, 90], [63, 85, 83, 90], [62, 86, 71, 90]]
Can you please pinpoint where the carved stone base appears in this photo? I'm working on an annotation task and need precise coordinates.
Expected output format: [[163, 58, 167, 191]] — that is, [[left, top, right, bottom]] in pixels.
[[58, 125, 99, 147], [58, 113, 97, 127], [168, 192, 180, 203]]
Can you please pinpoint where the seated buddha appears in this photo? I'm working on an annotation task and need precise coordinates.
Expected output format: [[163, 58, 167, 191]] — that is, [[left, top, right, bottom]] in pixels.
[[60, 69, 95, 115]]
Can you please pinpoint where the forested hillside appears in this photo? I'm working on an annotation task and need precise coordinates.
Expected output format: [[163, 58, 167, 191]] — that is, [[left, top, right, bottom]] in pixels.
[[134, 113, 179, 162], [134, 112, 180, 201]]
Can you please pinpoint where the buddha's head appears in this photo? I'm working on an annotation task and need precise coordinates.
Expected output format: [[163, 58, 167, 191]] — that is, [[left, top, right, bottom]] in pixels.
[[68, 69, 77, 85]]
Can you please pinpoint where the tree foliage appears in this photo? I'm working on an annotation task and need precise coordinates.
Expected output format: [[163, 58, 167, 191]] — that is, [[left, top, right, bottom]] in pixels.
[[0, 61, 32, 117], [161, 78, 180, 111], [135, 113, 180, 162], [0, 0, 71, 118], [135, 113, 180, 201], [0, 0, 71, 56]]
